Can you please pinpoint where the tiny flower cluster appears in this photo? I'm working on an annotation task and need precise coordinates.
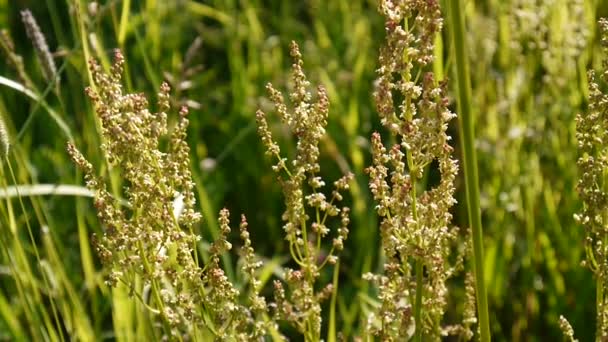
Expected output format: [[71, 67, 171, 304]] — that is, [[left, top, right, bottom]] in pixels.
[[574, 18, 608, 341], [256, 41, 352, 341], [364, 0, 468, 340], [68, 52, 271, 339]]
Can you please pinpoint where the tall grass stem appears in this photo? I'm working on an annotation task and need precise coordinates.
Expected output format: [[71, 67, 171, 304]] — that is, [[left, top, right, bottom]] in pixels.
[[5, 157, 65, 341], [447, 1, 491, 341]]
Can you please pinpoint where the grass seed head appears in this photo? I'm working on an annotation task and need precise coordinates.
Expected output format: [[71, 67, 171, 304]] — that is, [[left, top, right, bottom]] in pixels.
[[20, 9, 58, 86]]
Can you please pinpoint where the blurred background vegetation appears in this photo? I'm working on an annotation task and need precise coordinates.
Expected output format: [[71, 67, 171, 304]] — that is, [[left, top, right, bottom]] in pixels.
[[0, 0, 606, 340]]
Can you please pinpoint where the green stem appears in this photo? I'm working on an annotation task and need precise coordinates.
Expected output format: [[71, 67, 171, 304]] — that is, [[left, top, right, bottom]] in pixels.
[[0, 165, 37, 339], [414, 261, 423, 342], [118, 0, 131, 45], [447, 1, 491, 341], [400, 16, 425, 341], [6, 158, 65, 342], [409, 161, 423, 342], [328, 260, 340, 342], [597, 280, 604, 341], [599, 167, 608, 339], [300, 214, 317, 341], [136, 239, 174, 337]]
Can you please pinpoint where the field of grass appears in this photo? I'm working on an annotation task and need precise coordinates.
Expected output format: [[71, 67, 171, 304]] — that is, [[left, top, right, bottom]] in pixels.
[[0, 0, 606, 341]]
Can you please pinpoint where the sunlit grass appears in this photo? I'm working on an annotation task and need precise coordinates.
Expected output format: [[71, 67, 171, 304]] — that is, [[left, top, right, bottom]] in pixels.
[[0, 0, 604, 340]]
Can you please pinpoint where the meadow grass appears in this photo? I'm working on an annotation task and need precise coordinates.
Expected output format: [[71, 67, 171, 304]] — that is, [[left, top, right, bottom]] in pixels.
[[0, 0, 605, 340]]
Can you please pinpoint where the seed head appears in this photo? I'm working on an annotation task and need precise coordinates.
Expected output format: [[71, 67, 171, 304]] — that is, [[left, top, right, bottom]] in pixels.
[[20, 10, 58, 86]]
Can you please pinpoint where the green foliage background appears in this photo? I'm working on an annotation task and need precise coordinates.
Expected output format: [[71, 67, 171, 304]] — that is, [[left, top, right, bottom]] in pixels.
[[0, 0, 605, 340]]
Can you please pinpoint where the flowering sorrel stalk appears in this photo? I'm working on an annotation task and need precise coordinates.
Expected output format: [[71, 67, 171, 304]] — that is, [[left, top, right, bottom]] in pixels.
[[68, 51, 272, 339], [256, 41, 352, 342], [575, 18, 608, 342], [364, 0, 465, 340]]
